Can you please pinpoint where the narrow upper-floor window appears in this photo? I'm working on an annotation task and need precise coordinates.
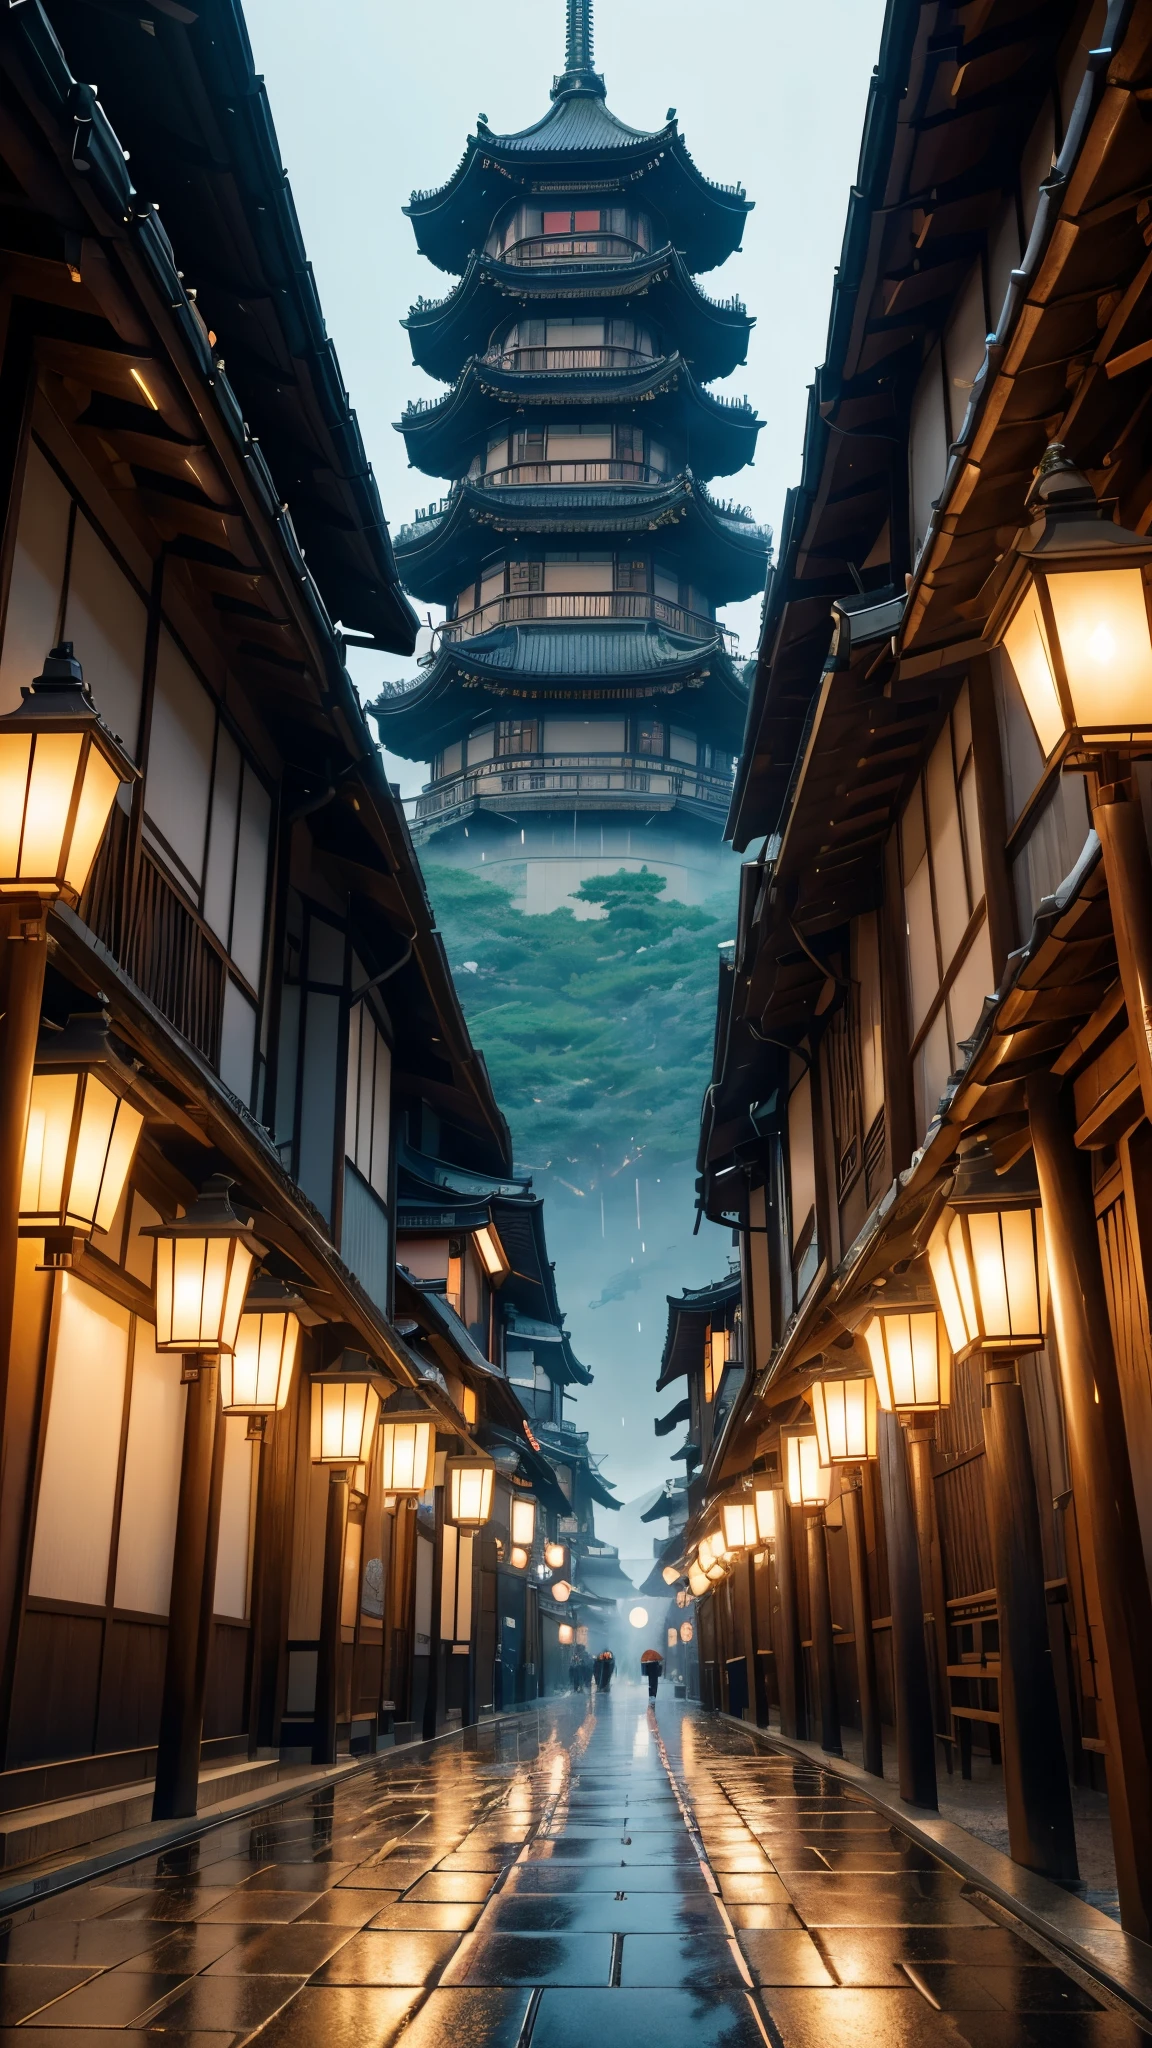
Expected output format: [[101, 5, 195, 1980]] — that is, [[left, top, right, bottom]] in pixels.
[[899, 683, 995, 1140], [345, 1002, 391, 1205]]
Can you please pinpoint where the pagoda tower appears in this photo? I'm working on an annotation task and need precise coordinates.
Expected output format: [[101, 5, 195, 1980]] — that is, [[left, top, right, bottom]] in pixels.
[[372, 0, 769, 915]]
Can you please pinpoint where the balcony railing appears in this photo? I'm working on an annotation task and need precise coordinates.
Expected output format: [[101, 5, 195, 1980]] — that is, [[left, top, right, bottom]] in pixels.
[[500, 233, 647, 266], [414, 751, 735, 823], [81, 806, 225, 1065], [481, 345, 653, 373], [442, 590, 734, 647], [478, 460, 666, 488]]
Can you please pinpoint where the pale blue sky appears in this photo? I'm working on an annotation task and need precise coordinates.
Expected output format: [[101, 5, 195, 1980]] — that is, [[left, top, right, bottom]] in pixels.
[[242, 0, 888, 797]]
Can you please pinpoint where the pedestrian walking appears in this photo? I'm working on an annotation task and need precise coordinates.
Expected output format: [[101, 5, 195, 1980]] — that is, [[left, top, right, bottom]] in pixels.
[[640, 1647, 663, 1699], [594, 1648, 615, 1692], [569, 1651, 584, 1692]]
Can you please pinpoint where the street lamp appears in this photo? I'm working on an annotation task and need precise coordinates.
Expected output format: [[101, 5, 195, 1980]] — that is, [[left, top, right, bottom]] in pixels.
[[145, 1175, 263, 1367], [147, 1174, 265, 1825], [991, 446, 1152, 1132], [927, 1149, 1047, 1361], [311, 1367, 382, 1466], [511, 1496, 537, 1549], [862, 1303, 952, 1412], [380, 1413, 436, 1494], [754, 1484, 777, 1545], [558, 1622, 574, 1645], [687, 1561, 709, 1597], [544, 1541, 566, 1569], [20, 1010, 146, 1268], [783, 1430, 832, 1509], [445, 1455, 495, 1528], [661, 1564, 681, 1585], [811, 1372, 879, 1463], [991, 446, 1152, 768], [720, 1496, 759, 1551], [680, 1621, 694, 1643], [551, 1578, 572, 1602], [0, 642, 137, 903], [0, 645, 138, 1557], [220, 1276, 305, 1427], [510, 1546, 529, 1569]]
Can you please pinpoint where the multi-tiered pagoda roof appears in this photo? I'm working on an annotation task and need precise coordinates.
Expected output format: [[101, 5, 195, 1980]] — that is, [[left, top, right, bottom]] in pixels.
[[373, 0, 770, 864]]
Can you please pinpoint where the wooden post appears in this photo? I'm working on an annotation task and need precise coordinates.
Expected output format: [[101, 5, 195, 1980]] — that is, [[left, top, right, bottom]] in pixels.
[[878, 1409, 937, 1807], [422, 1485, 445, 1740], [313, 1470, 348, 1766], [807, 1512, 842, 1755], [905, 1423, 951, 1765], [1029, 1070, 1152, 1936], [843, 1477, 882, 1775], [773, 1490, 806, 1739], [153, 1362, 223, 1820], [247, 1375, 300, 1755], [982, 1361, 1078, 1879], [1095, 790, 1152, 1130], [747, 1552, 770, 1726]]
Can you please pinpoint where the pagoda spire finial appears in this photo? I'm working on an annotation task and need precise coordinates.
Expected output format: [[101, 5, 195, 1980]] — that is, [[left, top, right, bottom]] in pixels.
[[553, 0, 606, 98], [565, 0, 593, 74]]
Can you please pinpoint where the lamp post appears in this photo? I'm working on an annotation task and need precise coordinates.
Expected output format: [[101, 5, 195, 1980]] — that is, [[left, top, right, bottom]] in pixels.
[[811, 1373, 882, 1776], [310, 1359, 382, 1766], [0, 647, 135, 1561], [146, 1177, 264, 1819], [991, 445, 1152, 1124], [926, 1143, 1078, 1881], [783, 1430, 839, 1755]]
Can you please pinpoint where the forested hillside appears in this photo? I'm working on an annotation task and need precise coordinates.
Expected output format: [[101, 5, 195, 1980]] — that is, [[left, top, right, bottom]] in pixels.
[[424, 865, 737, 1184]]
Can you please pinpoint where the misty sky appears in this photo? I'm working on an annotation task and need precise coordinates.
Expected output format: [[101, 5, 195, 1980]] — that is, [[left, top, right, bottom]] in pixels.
[[240, 0, 889, 1515]]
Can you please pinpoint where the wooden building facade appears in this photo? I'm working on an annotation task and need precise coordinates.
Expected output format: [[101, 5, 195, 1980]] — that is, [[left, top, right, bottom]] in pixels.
[[686, 0, 1152, 1941], [0, 0, 607, 1855]]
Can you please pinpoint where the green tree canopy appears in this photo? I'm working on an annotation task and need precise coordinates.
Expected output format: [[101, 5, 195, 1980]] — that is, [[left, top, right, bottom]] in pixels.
[[425, 864, 736, 1186]]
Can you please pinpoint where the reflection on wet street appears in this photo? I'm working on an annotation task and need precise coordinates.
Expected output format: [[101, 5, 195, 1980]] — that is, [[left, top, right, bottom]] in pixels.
[[1, 1696, 1146, 2047]]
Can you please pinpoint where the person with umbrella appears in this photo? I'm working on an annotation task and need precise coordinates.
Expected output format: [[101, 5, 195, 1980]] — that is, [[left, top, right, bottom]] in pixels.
[[640, 1646, 663, 1700], [594, 1647, 615, 1693]]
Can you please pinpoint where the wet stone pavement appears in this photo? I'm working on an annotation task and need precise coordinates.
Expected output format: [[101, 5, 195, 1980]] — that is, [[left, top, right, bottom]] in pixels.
[[0, 1695, 1147, 2048]]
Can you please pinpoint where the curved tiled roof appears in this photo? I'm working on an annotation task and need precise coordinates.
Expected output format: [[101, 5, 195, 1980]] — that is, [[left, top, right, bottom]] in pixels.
[[403, 247, 753, 386], [397, 354, 761, 484]]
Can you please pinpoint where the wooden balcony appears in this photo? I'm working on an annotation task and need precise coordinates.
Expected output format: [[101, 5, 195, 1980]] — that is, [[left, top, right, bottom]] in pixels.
[[442, 590, 733, 647], [478, 459, 666, 489], [414, 751, 734, 824], [81, 804, 225, 1065], [482, 345, 653, 373], [500, 233, 647, 266]]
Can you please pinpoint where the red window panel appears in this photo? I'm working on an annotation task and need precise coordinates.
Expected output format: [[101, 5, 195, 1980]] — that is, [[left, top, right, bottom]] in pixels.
[[543, 211, 572, 234], [573, 210, 601, 232]]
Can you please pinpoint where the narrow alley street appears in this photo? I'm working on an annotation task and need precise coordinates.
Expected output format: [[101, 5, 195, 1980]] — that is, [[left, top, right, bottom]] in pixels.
[[0, 1698, 1144, 2048]]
